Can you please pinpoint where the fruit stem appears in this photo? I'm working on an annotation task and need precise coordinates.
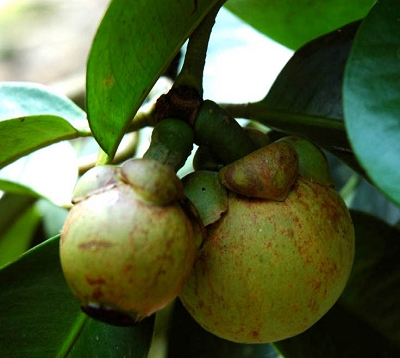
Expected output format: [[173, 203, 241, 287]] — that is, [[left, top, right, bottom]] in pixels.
[[173, 0, 226, 96], [95, 149, 112, 166], [143, 118, 194, 172], [194, 100, 258, 164]]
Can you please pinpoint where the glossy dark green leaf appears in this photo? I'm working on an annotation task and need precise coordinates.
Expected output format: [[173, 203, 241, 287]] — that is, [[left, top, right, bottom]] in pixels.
[[86, 0, 220, 157], [0, 236, 155, 357], [262, 21, 360, 120], [274, 303, 399, 357], [0, 115, 80, 169], [339, 210, 400, 347], [0, 81, 86, 121], [225, 0, 374, 50], [234, 21, 365, 176], [68, 316, 155, 358], [168, 300, 278, 358], [343, 0, 400, 206], [0, 236, 83, 357]]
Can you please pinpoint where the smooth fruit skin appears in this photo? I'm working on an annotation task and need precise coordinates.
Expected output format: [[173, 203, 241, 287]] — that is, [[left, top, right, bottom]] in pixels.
[[179, 177, 355, 343], [60, 183, 197, 324]]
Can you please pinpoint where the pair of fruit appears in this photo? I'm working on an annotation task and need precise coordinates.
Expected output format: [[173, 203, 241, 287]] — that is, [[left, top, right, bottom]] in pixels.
[[60, 101, 355, 343]]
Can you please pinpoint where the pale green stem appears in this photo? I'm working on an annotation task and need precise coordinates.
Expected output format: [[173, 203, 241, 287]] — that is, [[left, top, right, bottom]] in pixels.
[[174, 0, 226, 95], [95, 148, 112, 166]]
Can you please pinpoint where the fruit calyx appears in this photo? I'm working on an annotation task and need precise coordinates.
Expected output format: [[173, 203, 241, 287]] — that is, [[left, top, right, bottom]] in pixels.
[[218, 140, 299, 201], [121, 158, 184, 206]]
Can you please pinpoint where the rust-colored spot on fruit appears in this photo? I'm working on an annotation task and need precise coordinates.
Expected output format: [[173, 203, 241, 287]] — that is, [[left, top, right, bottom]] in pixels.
[[92, 287, 103, 301], [124, 264, 133, 273], [86, 276, 106, 286]]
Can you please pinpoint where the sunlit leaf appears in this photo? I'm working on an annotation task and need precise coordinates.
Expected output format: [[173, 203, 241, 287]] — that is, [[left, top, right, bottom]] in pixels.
[[0, 81, 86, 121], [343, 0, 400, 206], [0, 115, 79, 169], [0, 141, 78, 206], [86, 0, 220, 157], [0, 236, 155, 357], [0, 179, 42, 198], [225, 0, 374, 50], [0, 82, 83, 203]]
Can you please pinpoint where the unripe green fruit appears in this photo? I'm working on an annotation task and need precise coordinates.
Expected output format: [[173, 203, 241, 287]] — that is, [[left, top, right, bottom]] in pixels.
[[179, 177, 354, 343], [277, 136, 333, 187], [60, 160, 198, 325]]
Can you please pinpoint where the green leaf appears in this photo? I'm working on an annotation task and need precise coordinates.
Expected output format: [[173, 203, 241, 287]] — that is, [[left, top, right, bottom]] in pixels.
[[0, 194, 40, 267], [168, 300, 278, 358], [274, 303, 399, 357], [0, 115, 79, 169], [240, 21, 365, 175], [0, 82, 86, 121], [343, 0, 400, 206], [225, 0, 374, 50], [0, 236, 82, 357], [339, 210, 400, 348], [0, 179, 42, 198], [0, 141, 78, 206], [0, 193, 37, 240], [86, 0, 220, 157], [0, 236, 155, 357], [68, 315, 155, 358]]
